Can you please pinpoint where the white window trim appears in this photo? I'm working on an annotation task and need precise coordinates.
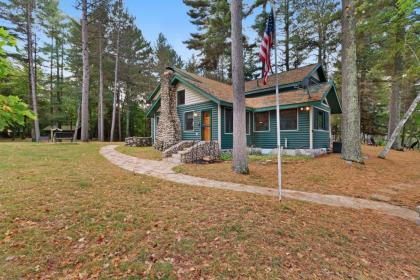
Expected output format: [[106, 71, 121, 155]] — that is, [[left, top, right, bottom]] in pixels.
[[322, 98, 330, 107], [253, 111, 271, 133], [313, 106, 330, 132], [224, 107, 233, 135], [183, 111, 195, 132], [280, 108, 299, 132], [177, 90, 186, 106]]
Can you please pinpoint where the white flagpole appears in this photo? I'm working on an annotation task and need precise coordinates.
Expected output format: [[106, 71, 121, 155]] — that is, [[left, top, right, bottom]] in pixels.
[[271, 0, 282, 200]]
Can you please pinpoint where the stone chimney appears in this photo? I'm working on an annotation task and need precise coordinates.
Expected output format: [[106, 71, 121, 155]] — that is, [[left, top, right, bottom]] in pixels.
[[154, 68, 181, 151]]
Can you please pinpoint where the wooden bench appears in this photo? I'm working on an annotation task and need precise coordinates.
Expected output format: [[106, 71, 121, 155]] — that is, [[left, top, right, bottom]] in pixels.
[[53, 131, 74, 143]]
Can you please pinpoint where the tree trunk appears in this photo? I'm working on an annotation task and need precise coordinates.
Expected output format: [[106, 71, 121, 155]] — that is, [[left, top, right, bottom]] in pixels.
[[50, 35, 54, 117], [284, 0, 290, 71], [340, 0, 363, 163], [73, 103, 81, 142], [387, 24, 405, 149], [379, 93, 420, 159], [117, 90, 121, 141], [26, 1, 40, 142], [98, 24, 104, 141], [231, 0, 249, 173], [56, 37, 61, 127], [80, 0, 90, 142], [110, 26, 120, 142], [125, 105, 130, 138]]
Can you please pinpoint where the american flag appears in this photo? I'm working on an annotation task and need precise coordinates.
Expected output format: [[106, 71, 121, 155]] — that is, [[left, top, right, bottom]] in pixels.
[[258, 9, 275, 85]]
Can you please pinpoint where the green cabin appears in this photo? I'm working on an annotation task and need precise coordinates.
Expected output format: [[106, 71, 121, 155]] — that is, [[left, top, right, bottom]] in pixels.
[[146, 64, 341, 151]]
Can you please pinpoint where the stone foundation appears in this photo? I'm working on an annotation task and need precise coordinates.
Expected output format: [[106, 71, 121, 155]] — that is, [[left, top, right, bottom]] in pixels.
[[125, 137, 152, 147]]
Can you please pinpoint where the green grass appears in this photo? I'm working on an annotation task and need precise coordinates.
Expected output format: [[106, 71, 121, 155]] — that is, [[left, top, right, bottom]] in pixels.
[[220, 152, 312, 162], [0, 142, 418, 279], [116, 145, 163, 160]]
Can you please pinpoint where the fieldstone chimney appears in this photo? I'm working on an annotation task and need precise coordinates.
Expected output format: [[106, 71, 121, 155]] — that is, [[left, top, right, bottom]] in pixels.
[[154, 68, 181, 151]]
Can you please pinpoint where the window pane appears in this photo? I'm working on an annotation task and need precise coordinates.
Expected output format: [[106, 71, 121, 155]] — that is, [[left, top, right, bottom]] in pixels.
[[184, 112, 194, 130], [254, 112, 269, 131], [177, 90, 185, 105], [280, 109, 297, 130], [225, 108, 233, 133], [246, 112, 251, 134]]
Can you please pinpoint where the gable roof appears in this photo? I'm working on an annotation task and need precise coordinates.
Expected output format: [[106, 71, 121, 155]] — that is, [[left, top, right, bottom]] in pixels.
[[245, 64, 318, 93], [147, 64, 341, 117]]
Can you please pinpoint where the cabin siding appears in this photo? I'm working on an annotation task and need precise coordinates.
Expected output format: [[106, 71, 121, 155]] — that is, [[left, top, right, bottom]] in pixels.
[[175, 83, 208, 105], [177, 101, 218, 141], [312, 106, 331, 148], [252, 110, 310, 149], [220, 106, 253, 149]]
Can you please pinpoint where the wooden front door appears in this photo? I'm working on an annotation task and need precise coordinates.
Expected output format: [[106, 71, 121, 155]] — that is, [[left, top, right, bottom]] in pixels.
[[201, 111, 211, 141]]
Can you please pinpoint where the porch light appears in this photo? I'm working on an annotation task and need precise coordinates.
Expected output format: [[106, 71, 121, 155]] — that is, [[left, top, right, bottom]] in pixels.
[[305, 106, 311, 111], [300, 107, 304, 111], [193, 112, 199, 117]]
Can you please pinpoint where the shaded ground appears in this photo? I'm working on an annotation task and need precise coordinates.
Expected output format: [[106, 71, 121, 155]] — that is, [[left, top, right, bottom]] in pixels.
[[0, 143, 419, 279], [116, 145, 163, 161], [176, 146, 420, 209]]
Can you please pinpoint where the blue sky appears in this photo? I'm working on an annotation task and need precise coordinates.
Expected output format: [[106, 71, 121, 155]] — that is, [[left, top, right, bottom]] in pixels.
[[59, 0, 259, 61]]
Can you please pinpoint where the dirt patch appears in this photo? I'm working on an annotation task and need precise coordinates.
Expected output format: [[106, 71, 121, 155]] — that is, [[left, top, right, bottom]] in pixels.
[[177, 146, 420, 209]]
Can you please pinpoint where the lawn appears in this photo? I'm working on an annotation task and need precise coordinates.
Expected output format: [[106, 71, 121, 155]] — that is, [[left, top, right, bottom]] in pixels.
[[0, 143, 419, 279], [116, 145, 163, 161], [176, 145, 420, 209]]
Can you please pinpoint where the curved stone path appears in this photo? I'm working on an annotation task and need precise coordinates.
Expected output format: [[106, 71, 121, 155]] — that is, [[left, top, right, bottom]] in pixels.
[[100, 145, 418, 223]]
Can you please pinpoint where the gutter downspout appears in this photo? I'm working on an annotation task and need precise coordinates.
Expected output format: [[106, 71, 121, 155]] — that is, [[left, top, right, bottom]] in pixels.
[[218, 103, 222, 149], [309, 108, 313, 149]]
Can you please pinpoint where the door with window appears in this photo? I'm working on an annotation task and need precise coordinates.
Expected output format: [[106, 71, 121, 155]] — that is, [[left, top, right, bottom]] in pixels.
[[201, 111, 211, 141]]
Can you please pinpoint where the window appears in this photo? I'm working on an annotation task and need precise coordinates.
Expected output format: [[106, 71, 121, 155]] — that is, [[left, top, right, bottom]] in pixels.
[[246, 111, 251, 134], [224, 108, 233, 134], [184, 111, 194, 131], [177, 90, 185, 105], [254, 112, 270, 132], [314, 108, 328, 130], [280, 109, 298, 130]]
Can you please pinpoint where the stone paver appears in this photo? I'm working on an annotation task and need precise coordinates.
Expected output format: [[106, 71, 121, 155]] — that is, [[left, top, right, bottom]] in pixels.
[[100, 145, 419, 223]]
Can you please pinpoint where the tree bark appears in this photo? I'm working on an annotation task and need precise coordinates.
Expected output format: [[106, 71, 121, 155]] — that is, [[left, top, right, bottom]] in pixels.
[[26, 1, 40, 142], [387, 23, 405, 149], [284, 0, 290, 71], [340, 0, 363, 163], [98, 24, 104, 141], [231, 0, 249, 173], [379, 93, 420, 159], [80, 0, 90, 141], [73, 103, 81, 142], [110, 26, 120, 142]]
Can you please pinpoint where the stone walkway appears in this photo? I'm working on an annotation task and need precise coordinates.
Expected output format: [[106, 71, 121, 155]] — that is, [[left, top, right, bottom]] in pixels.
[[100, 145, 419, 223]]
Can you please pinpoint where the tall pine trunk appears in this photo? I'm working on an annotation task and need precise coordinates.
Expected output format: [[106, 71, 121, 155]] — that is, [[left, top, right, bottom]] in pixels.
[[387, 24, 404, 149], [340, 0, 363, 163], [26, 1, 40, 142], [80, 0, 90, 141], [231, 0, 248, 174], [110, 26, 120, 142], [98, 25, 104, 141], [284, 0, 290, 71], [73, 103, 81, 142]]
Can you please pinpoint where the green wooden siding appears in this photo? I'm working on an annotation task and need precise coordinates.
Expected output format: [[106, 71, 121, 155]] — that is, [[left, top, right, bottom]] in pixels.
[[312, 106, 330, 148], [252, 110, 310, 149], [177, 101, 218, 141], [220, 106, 253, 149]]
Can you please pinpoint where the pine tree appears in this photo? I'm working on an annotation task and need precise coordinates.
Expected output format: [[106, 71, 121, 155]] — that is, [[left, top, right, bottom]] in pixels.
[[231, 0, 248, 174]]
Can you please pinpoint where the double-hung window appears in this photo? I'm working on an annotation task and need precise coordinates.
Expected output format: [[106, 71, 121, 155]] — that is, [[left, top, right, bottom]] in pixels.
[[177, 90, 185, 106], [184, 111, 194, 131], [254, 112, 270, 132], [280, 109, 298, 130]]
